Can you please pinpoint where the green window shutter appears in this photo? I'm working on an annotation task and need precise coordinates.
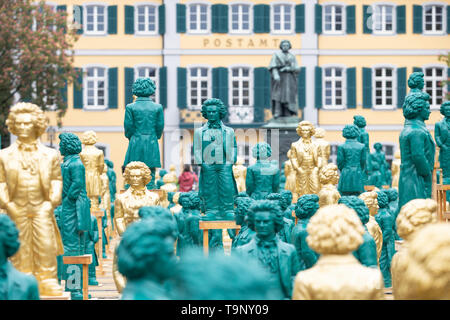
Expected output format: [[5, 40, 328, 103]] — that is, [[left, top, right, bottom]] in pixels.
[[413, 67, 422, 73], [158, 5, 165, 35], [60, 81, 68, 104], [315, 4, 322, 34], [253, 67, 270, 122], [107, 6, 117, 34], [211, 4, 228, 34], [56, 5, 67, 34], [362, 67, 372, 109], [298, 67, 306, 109], [73, 67, 83, 109], [315, 67, 322, 109], [108, 68, 118, 109], [347, 67, 356, 109], [254, 4, 270, 33], [447, 67, 450, 94], [73, 5, 83, 35], [212, 68, 228, 105], [177, 67, 187, 109], [159, 67, 167, 109], [413, 5, 423, 34], [397, 67, 407, 109], [125, 6, 134, 34], [295, 4, 305, 33], [396, 5, 406, 34], [363, 5, 372, 34], [124, 67, 134, 106], [447, 6, 450, 34], [346, 5, 356, 34], [176, 4, 186, 33]]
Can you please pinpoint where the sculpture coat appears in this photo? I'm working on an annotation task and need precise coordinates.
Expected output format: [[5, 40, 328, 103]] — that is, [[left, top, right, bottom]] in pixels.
[[337, 137, 366, 195]]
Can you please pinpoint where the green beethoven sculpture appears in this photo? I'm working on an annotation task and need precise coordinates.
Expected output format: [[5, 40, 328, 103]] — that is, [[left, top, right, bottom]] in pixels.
[[156, 169, 167, 189], [123, 78, 164, 190], [280, 190, 295, 222], [338, 196, 378, 268], [231, 195, 256, 250], [246, 142, 280, 200], [368, 143, 389, 186], [434, 101, 450, 197], [353, 115, 370, 184], [291, 194, 320, 271], [386, 188, 400, 240], [193, 98, 238, 221], [0, 214, 40, 300], [367, 161, 383, 189], [183, 192, 203, 248], [337, 125, 367, 196], [235, 200, 299, 299], [266, 193, 294, 243], [105, 159, 117, 232], [86, 214, 99, 286]]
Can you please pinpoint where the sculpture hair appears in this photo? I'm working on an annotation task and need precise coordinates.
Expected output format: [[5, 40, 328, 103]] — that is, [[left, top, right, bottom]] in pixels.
[[58, 132, 82, 155], [294, 194, 319, 220], [342, 124, 360, 139], [373, 142, 382, 150], [266, 193, 282, 204], [440, 101, 450, 116], [132, 77, 156, 97], [138, 206, 178, 239], [252, 142, 272, 160], [280, 190, 293, 208], [296, 120, 315, 137], [376, 190, 389, 209], [0, 214, 21, 259], [407, 72, 424, 89], [353, 115, 366, 128], [201, 98, 227, 120], [306, 204, 364, 254], [247, 200, 284, 233], [81, 130, 97, 145], [6, 102, 48, 137], [314, 127, 325, 138], [385, 188, 398, 202], [123, 161, 152, 186], [279, 39, 292, 50], [338, 196, 370, 225], [234, 196, 254, 218], [319, 163, 339, 185], [402, 91, 430, 120], [358, 191, 378, 212], [396, 199, 437, 241]]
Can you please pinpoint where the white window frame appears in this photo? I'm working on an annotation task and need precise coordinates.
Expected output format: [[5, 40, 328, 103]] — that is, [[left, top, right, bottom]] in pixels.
[[423, 3, 447, 35], [271, 2, 295, 34], [372, 65, 397, 110], [187, 65, 211, 110], [83, 64, 108, 111], [229, 2, 253, 35], [422, 64, 447, 110], [371, 3, 396, 35], [134, 64, 159, 103], [322, 65, 346, 110], [187, 2, 210, 34], [229, 65, 253, 108], [134, 2, 159, 35], [84, 3, 108, 36], [322, 3, 346, 35]]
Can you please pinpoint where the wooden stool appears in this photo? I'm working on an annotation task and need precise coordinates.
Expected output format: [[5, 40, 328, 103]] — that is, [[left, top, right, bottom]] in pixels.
[[364, 185, 375, 191], [382, 185, 390, 189], [62, 254, 92, 300], [92, 209, 105, 275], [40, 292, 71, 300], [436, 184, 450, 222], [199, 220, 241, 256]]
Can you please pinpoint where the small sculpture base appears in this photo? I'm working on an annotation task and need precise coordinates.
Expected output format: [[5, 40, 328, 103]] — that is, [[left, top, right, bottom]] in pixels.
[[262, 116, 301, 129], [40, 292, 71, 300]]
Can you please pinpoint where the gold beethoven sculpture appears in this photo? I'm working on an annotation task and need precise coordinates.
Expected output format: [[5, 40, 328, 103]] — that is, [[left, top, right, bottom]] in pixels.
[[284, 150, 298, 202], [391, 199, 437, 299], [232, 157, 247, 193], [318, 163, 341, 208], [391, 150, 401, 189], [170, 192, 182, 215], [79, 131, 104, 211], [0, 102, 64, 296], [160, 164, 178, 193], [99, 163, 111, 242], [289, 121, 320, 197], [292, 204, 384, 300], [313, 127, 331, 171], [113, 161, 160, 292], [359, 191, 383, 263]]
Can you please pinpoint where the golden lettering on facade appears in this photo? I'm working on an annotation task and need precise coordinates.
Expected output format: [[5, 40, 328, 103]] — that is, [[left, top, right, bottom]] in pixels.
[[201, 38, 279, 49]]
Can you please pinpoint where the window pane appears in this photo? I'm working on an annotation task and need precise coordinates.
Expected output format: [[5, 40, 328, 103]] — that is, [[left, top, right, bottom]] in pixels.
[[336, 98, 342, 105], [201, 68, 207, 77], [386, 98, 392, 105], [191, 82, 197, 88], [385, 69, 392, 77], [97, 68, 104, 77], [191, 68, 198, 76], [201, 82, 207, 88]]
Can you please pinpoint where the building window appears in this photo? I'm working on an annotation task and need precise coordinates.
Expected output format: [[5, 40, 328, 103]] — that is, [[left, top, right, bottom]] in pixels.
[[373, 67, 395, 109], [230, 4, 251, 34], [272, 4, 293, 33], [323, 67, 345, 109], [329, 143, 339, 165], [85, 66, 107, 109], [237, 144, 250, 166], [323, 5, 344, 34], [373, 4, 395, 34], [188, 3, 209, 33], [381, 144, 395, 168], [188, 67, 210, 110], [424, 67, 446, 109], [135, 66, 158, 102], [85, 5, 106, 34], [229, 67, 253, 123], [424, 4, 445, 34], [135, 5, 157, 34]]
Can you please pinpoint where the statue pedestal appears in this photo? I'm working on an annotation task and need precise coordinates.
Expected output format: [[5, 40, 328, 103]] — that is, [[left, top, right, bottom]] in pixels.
[[41, 292, 71, 300], [199, 220, 240, 256]]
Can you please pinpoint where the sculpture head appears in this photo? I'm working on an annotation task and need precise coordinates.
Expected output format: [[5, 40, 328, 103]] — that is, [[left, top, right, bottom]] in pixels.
[[342, 124, 360, 139], [306, 204, 364, 255], [58, 132, 82, 157], [234, 196, 254, 226], [117, 218, 176, 282], [158, 169, 167, 178], [252, 142, 272, 160], [338, 196, 370, 225], [247, 200, 284, 239], [353, 115, 367, 128], [397, 223, 450, 299], [314, 127, 326, 139], [280, 190, 293, 209], [132, 77, 156, 97], [184, 192, 201, 210], [162, 171, 177, 184], [266, 193, 284, 209], [294, 194, 319, 220], [385, 188, 398, 202], [123, 161, 152, 188], [138, 206, 178, 238], [375, 190, 389, 209], [105, 159, 114, 169], [6, 102, 48, 142], [402, 91, 431, 120], [359, 191, 379, 216], [373, 143, 383, 152], [201, 98, 227, 121], [296, 121, 315, 139], [178, 192, 190, 208], [81, 130, 98, 145], [235, 157, 244, 165], [440, 101, 450, 117], [0, 214, 21, 263], [407, 72, 424, 90], [396, 199, 437, 241], [319, 163, 339, 185], [279, 39, 291, 52]]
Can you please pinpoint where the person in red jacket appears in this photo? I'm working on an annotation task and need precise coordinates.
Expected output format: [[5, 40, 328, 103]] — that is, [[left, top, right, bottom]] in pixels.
[[178, 164, 198, 192]]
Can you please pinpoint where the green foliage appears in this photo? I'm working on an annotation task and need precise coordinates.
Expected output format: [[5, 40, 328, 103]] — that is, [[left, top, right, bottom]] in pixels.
[[438, 53, 450, 101]]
